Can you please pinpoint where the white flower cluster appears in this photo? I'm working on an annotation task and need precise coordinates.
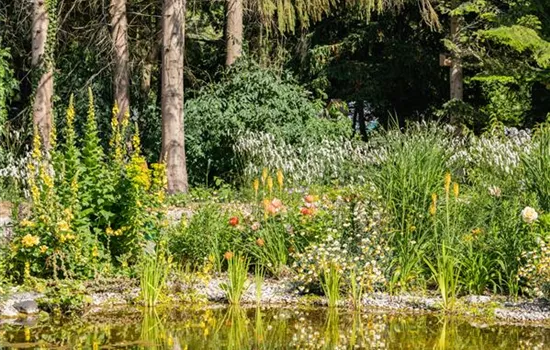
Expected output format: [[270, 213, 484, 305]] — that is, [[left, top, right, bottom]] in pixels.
[[0, 150, 31, 198], [292, 200, 390, 293], [449, 127, 531, 186], [233, 131, 379, 185]]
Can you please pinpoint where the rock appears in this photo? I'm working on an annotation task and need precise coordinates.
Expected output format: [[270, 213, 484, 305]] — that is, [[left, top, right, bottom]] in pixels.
[[0, 305, 19, 317], [465, 295, 491, 304], [13, 300, 39, 314]]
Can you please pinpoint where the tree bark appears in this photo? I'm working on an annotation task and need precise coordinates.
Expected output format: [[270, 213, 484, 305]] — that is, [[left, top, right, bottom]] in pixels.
[[32, 0, 54, 151], [161, 0, 189, 194], [110, 0, 130, 121], [225, 0, 243, 66], [449, 14, 463, 124]]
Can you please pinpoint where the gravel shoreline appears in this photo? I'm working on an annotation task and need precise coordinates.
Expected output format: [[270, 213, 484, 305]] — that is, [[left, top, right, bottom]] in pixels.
[[1, 277, 550, 327]]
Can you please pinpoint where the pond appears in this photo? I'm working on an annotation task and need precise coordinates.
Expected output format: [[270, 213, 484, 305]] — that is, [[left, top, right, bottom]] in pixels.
[[0, 306, 548, 349]]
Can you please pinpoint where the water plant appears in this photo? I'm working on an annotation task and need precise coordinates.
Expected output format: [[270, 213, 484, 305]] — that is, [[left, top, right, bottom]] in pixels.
[[221, 252, 250, 304], [139, 247, 172, 307], [320, 262, 341, 308]]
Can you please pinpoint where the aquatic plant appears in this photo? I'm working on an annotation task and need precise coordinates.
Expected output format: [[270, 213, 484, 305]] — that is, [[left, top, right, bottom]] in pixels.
[[221, 253, 250, 304]]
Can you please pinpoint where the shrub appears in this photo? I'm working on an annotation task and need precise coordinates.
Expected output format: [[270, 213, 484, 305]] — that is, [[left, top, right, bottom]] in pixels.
[[184, 60, 349, 184]]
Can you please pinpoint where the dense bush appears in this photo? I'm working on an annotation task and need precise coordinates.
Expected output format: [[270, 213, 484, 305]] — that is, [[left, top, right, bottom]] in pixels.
[[184, 61, 350, 184]]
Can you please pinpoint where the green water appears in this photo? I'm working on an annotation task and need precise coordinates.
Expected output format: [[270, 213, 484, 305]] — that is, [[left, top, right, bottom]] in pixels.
[[0, 307, 548, 349]]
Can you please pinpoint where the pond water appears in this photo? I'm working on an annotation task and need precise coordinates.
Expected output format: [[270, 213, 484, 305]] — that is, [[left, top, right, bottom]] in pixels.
[[0, 306, 548, 349]]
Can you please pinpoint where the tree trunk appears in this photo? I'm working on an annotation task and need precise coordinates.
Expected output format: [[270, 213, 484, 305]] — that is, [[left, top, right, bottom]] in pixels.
[[161, 0, 189, 194], [110, 0, 130, 121], [225, 0, 243, 66], [449, 14, 463, 125], [32, 0, 54, 151]]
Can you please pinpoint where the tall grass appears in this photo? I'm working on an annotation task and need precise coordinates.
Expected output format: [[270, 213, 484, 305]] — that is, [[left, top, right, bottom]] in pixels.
[[523, 124, 550, 211], [247, 222, 288, 277], [221, 253, 250, 304], [371, 123, 451, 291], [321, 262, 341, 308], [139, 250, 172, 307]]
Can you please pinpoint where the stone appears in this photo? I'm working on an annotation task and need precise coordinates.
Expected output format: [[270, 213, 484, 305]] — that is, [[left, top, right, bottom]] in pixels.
[[0, 305, 19, 317], [465, 295, 491, 304], [13, 300, 39, 314]]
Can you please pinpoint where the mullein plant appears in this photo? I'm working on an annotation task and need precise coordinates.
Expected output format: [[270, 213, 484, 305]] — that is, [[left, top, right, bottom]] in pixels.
[[11, 88, 168, 280]]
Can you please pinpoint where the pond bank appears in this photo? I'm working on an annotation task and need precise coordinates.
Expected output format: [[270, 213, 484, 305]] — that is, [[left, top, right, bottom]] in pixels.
[[1, 277, 550, 327]]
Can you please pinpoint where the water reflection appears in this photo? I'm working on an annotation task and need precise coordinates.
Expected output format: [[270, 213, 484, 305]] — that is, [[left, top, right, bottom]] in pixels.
[[0, 306, 549, 349]]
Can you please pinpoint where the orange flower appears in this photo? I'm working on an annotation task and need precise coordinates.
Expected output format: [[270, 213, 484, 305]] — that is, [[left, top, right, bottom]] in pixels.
[[304, 195, 315, 203], [300, 207, 313, 216], [229, 216, 239, 227], [256, 238, 265, 247], [224, 251, 234, 260], [266, 204, 277, 215]]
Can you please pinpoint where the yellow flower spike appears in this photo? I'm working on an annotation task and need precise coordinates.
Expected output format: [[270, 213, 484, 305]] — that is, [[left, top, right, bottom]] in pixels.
[[267, 176, 273, 195], [31, 126, 42, 161], [444, 172, 451, 195], [24, 327, 30, 342], [453, 182, 459, 199], [92, 246, 99, 258], [429, 193, 437, 216], [92, 341, 99, 350], [277, 169, 284, 190], [253, 178, 260, 196], [261, 168, 268, 184]]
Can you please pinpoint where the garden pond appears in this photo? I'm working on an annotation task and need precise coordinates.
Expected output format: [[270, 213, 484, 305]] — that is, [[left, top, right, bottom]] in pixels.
[[0, 306, 549, 349]]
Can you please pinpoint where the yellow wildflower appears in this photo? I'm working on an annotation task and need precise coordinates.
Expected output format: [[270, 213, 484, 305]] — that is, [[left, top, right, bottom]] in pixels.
[[429, 193, 437, 216], [57, 220, 70, 232], [20, 220, 36, 228], [276, 169, 284, 189], [21, 234, 40, 248], [24, 327, 30, 342], [253, 178, 260, 196], [261, 168, 268, 184], [40, 245, 48, 254], [444, 172, 451, 195], [453, 182, 459, 199], [267, 176, 273, 194], [92, 246, 99, 257]]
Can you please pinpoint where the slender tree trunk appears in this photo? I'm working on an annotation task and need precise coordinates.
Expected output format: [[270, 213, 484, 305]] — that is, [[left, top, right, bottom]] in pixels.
[[449, 14, 463, 125], [225, 0, 243, 66], [161, 0, 188, 194], [357, 100, 368, 141], [110, 0, 130, 121], [32, 0, 54, 151]]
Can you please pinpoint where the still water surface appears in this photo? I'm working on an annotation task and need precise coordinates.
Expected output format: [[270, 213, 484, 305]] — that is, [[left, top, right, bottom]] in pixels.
[[0, 306, 548, 349]]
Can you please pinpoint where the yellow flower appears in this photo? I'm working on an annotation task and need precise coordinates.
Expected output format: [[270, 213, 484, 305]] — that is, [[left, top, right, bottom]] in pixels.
[[261, 168, 268, 184], [444, 172, 451, 195], [21, 234, 40, 248], [453, 182, 459, 199], [57, 220, 70, 232], [40, 245, 48, 254], [20, 220, 36, 228], [429, 193, 437, 216], [92, 246, 99, 257], [24, 327, 30, 342], [267, 176, 273, 194], [253, 178, 260, 195], [276, 169, 284, 189], [106, 227, 114, 236], [24, 261, 30, 279]]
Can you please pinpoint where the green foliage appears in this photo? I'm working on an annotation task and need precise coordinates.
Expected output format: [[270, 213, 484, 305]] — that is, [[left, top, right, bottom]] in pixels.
[[370, 123, 451, 291], [523, 125, 550, 211], [184, 60, 348, 184], [0, 46, 16, 130], [37, 280, 91, 315]]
